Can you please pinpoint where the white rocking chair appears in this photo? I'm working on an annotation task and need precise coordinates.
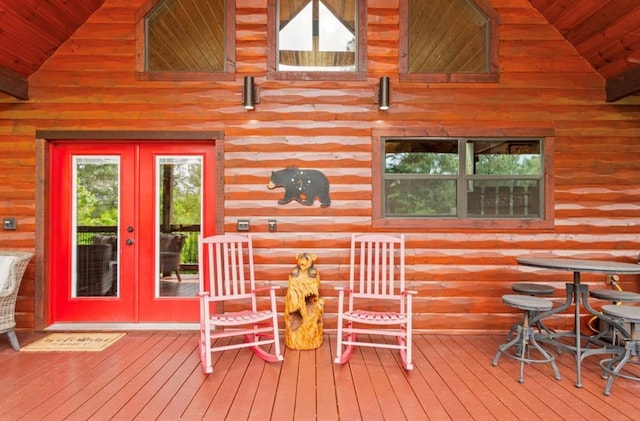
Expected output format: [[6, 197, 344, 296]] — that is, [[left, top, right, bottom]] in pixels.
[[198, 234, 283, 374], [335, 234, 415, 370]]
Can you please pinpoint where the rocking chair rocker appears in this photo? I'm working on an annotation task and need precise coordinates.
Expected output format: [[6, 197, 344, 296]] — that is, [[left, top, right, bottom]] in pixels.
[[335, 234, 415, 370], [198, 234, 283, 374]]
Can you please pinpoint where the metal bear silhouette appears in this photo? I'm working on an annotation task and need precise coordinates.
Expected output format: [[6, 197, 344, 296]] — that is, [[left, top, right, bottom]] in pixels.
[[267, 166, 331, 207]]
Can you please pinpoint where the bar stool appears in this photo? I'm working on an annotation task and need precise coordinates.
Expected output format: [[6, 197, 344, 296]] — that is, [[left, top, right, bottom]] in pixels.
[[507, 282, 556, 338], [588, 290, 640, 345], [493, 294, 561, 383], [598, 304, 640, 395]]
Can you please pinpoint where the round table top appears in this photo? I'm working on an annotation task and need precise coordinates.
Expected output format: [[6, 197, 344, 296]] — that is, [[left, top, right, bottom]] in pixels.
[[517, 256, 640, 275]]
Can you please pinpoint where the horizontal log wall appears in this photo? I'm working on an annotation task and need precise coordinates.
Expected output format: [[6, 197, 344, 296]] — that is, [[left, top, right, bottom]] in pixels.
[[1, 0, 640, 333]]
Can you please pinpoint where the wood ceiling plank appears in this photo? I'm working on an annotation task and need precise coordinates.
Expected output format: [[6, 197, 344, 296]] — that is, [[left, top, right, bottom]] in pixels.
[[562, 0, 637, 45], [593, 34, 640, 78], [0, 0, 106, 80], [575, 7, 640, 59], [539, 0, 603, 30]]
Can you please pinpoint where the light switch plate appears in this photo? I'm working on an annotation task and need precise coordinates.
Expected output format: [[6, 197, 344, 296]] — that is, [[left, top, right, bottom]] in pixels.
[[3, 218, 17, 230]]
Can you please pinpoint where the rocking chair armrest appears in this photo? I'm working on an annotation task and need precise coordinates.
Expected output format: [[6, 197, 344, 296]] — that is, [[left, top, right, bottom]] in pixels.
[[197, 291, 210, 298], [401, 290, 417, 296], [334, 286, 352, 293]]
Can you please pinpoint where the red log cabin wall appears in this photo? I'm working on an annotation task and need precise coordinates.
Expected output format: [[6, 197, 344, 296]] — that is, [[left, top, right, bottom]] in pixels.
[[2, 0, 640, 333]]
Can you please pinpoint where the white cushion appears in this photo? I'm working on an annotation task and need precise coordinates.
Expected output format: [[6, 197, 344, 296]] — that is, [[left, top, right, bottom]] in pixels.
[[0, 256, 17, 292]]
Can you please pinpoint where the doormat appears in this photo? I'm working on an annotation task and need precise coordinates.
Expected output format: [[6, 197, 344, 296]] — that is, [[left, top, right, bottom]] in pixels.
[[21, 332, 126, 352]]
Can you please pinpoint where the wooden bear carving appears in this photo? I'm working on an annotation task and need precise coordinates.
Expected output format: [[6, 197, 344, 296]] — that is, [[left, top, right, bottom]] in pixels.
[[284, 252, 325, 350]]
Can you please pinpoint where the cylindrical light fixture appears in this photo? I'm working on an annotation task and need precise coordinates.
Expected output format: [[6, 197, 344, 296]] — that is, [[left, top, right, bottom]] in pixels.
[[243, 76, 256, 110], [378, 76, 390, 110]]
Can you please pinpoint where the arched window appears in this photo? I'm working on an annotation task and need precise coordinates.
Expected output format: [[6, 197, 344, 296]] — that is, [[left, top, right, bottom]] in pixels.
[[268, 0, 367, 80], [399, 0, 499, 82]]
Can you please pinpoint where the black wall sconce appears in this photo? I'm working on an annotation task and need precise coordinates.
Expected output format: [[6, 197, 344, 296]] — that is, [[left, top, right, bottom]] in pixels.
[[377, 76, 390, 110], [243, 76, 260, 110]]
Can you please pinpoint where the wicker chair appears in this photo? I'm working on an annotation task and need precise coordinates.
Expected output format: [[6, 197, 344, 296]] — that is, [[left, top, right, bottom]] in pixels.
[[160, 233, 186, 282], [0, 251, 33, 351]]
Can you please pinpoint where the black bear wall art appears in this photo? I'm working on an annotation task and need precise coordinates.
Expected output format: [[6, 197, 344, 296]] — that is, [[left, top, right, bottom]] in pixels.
[[267, 167, 331, 208]]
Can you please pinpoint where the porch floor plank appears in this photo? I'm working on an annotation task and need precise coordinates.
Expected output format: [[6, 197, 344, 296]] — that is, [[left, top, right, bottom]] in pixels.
[[348, 345, 386, 420], [328, 335, 362, 421], [1, 331, 639, 420], [206, 338, 258, 420], [115, 333, 194, 419], [422, 334, 496, 419], [224, 344, 270, 421], [134, 343, 200, 420], [432, 334, 517, 420], [75, 333, 187, 420], [270, 346, 300, 420], [412, 335, 472, 419], [1, 332, 155, 420], [362, 339, 408, 420], [315, 337, 339, 421], [180, 338, 240, 419], [447, 335, 539, 420], [246, 344, 281, 421], [294, 346, 319, 421]]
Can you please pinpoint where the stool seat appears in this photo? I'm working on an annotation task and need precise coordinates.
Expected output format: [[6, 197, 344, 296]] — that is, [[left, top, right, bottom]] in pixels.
[[590, 289, 640, 303], [509, 283, 556, 338], [512, 282, 554, 295], [602, 304, 640, 321], [503, 294, 553, 312]]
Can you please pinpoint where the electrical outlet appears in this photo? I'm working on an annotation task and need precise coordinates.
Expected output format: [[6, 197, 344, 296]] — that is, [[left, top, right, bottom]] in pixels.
[[237, 219, 250, 231], [268, 219, 277, 231]]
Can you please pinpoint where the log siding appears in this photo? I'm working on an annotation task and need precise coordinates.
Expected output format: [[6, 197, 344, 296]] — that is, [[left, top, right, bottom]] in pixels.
[[1, 0, 639, 332]]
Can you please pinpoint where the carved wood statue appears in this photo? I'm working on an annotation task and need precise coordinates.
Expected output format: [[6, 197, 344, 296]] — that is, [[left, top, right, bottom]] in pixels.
[[284, 253, 325, 350]]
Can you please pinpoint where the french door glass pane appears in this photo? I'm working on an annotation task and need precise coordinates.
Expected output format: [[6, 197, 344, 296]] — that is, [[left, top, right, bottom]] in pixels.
[[72, 156, 119, 297], [156, 156, 202, 297]]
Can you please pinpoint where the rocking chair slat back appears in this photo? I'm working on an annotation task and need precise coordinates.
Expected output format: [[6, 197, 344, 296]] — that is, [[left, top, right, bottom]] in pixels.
[[351, 234, 405, 297], [335, 233, 414, 370], [200, 234, 253, 299]]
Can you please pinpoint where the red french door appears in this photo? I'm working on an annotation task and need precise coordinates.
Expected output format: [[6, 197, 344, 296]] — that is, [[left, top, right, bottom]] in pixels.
[[49, 141, 216, 323]]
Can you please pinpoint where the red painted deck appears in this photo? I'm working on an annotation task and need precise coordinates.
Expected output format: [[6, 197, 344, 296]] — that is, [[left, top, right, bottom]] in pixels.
[[1, 332, 639, 420]]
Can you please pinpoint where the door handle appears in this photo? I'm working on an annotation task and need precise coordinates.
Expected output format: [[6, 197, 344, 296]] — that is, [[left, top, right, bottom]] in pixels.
[[126, 238, 134, 245]]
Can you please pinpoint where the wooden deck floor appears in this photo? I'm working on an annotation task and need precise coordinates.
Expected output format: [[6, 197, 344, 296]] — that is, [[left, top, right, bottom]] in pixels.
[[1, 331, 639, 420]]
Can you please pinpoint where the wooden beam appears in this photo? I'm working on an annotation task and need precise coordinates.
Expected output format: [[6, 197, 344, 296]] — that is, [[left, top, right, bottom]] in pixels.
[[629, 50, 640, 64], [605, 65, 640, 102], [0, 66, 28, 100], [34, 130, 224, 140]]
